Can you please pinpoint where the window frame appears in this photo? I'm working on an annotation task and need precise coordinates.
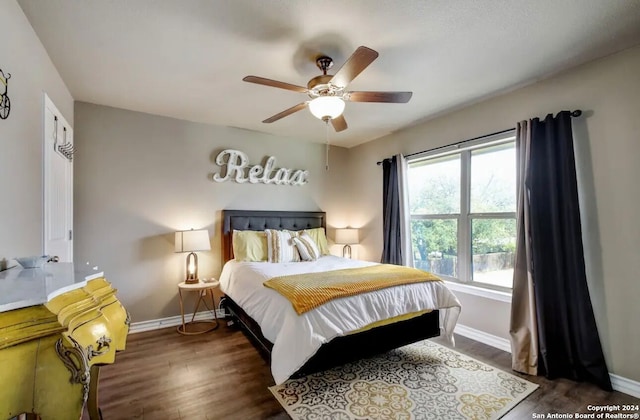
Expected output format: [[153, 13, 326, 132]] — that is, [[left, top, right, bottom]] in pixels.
[[407, 130, 516, 292]]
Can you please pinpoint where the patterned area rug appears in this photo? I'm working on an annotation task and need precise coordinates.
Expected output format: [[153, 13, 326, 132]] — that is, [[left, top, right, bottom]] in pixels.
[[269, 340, 538, 420]]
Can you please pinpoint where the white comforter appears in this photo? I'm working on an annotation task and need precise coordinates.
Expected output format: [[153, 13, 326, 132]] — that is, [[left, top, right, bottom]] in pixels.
[[219, 255, 461, 384]]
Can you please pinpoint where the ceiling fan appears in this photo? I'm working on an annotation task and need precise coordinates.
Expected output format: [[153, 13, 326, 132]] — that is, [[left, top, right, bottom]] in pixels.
[[243, 46, 412, 132]]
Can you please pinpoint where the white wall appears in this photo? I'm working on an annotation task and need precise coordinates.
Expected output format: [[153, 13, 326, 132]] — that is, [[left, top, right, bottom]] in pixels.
[[345, 45, 640, 381], [73, 102, 350, 322], [0, 0, 74, 260]]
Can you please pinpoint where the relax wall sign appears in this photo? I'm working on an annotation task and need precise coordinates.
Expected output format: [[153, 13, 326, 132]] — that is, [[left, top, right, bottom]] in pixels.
[[211, 149, 309, 186]]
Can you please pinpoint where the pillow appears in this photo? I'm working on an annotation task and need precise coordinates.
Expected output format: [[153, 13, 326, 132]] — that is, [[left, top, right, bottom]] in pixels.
[[292, 232, 321, 261], [303, 228, 330, 255], [232, 230, 268, 262], [265, 229, 301, 263]]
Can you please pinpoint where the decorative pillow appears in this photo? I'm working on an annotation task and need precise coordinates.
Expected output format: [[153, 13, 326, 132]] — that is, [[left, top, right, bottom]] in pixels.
[[292, 232, 321, 261], [265, 229, 301, 263], [232, 230, 268, 262], [303, 228, 330, 255]]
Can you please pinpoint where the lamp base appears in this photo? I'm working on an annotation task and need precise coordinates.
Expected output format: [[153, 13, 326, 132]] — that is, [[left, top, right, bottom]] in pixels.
[[185, 252, 199, 284], [342, 244, 352, 259]]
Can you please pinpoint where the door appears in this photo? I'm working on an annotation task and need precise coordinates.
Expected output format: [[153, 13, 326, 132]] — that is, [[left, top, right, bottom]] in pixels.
[[43, 94, 73, 262]]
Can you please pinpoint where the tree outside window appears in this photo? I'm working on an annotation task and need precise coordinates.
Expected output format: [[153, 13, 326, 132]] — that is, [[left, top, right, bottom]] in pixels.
[[408, 136, 516, 289]]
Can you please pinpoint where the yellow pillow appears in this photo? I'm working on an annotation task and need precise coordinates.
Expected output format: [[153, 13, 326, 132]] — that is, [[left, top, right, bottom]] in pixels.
[[232, 230, 268, 262], [303, 228, 330, 255]]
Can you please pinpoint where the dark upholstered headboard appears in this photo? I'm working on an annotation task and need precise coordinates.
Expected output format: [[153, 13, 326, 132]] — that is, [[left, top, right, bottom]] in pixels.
[[222, 210, 326, 263]]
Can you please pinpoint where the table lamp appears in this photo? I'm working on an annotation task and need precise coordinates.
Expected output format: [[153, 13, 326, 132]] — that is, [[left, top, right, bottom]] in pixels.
[[334, 228, 359, 259], [175, 229, 211, 284]]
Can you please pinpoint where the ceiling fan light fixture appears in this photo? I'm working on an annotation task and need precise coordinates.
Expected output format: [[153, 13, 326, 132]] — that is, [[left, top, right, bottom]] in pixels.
[[244, 46, 411, 130], [308, 96, 345, 120]]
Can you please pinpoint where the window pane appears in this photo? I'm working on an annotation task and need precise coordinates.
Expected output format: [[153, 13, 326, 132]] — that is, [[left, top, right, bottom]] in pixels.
[[470, 143, 516, 213], [409, 154, 460, 215], [411, 219, 458, 279], [471, 218, 516, 288]]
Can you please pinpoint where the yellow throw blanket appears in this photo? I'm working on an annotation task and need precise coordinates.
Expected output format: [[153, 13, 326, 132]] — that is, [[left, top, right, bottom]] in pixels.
[[263, 264, 441, 315]]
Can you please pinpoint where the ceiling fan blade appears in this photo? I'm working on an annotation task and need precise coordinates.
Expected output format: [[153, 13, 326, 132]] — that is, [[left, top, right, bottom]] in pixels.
[[329, 46, 379, 88], [346, 91, 413, 103], [331, 115, 348, 132], [262, 102, 308, 123], [243, 76, 308, 93]]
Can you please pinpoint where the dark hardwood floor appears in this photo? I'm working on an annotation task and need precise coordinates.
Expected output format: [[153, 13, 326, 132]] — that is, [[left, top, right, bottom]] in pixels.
[[90, 322, 639, 419]]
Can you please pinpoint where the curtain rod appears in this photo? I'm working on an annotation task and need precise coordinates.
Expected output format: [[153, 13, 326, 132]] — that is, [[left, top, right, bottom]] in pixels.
[[376, 109, 582, 165]]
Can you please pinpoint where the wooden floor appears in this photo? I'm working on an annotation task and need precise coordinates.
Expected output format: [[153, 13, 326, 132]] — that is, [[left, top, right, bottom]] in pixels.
[[90, 322, 639, 419]]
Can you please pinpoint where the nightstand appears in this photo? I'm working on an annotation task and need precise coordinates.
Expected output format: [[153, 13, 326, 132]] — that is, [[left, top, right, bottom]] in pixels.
[[177, 280, 219, 335]]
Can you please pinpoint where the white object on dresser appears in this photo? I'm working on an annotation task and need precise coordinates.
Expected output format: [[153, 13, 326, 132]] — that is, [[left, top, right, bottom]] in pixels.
[[0, 262, 104, 312]]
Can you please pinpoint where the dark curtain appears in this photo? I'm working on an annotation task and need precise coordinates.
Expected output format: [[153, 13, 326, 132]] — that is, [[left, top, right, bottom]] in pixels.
[[527, 111, 611, 390], [381, 156, 403, 265]]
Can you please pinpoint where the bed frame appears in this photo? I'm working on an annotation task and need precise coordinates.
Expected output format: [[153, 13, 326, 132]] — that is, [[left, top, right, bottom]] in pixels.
[[221, 209, 440, 377]]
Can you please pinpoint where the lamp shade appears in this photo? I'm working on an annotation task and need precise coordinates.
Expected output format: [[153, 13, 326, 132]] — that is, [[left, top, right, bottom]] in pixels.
[[334, 228, 359, 245], [175, 229, 211, 253], [308, 96, 345, 120]]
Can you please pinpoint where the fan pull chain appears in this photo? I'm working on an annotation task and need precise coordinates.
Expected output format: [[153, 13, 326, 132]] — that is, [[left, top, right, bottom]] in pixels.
[[325, 119, 330, 171]]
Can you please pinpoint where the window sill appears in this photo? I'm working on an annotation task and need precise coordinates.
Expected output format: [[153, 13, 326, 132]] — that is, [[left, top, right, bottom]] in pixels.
[[444, 281, 512, 303]]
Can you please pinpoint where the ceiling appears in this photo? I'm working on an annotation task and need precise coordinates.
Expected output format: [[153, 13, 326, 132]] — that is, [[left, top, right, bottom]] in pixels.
[[18, 0, 640, 148]]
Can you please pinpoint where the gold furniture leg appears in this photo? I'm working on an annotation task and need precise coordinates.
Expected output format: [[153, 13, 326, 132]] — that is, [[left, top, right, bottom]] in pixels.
[[177, 282, 219, 335], [178, 288, 186, 332], [87, 364, 103, 420], [190, 291, 204, 322], [209, 289, 219, 324]]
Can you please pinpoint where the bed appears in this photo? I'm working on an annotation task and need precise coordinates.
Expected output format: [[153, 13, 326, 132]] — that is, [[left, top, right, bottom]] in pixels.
[[219, 209, 461, 384]]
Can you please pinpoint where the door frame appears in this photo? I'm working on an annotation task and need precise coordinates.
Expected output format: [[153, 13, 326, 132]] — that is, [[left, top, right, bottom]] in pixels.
[[43, 93, 73, 262]]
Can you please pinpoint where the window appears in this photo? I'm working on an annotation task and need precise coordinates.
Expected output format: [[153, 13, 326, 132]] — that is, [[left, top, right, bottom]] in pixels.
[[408, 131, 516, 290]]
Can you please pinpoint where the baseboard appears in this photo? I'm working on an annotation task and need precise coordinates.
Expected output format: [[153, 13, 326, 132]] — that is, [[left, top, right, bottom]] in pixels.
[[129, 309, 226, 334], [610, 374, 640, 399], [453, 323, 640, 398], [454, 323, 512, 353]]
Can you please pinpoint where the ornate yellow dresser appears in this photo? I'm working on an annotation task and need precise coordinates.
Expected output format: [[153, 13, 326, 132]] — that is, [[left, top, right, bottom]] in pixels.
[[0, 264, 129, 420]]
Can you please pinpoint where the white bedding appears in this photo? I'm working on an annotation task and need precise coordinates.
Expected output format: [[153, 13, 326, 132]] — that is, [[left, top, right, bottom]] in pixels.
[[219, 255, 461, 384]]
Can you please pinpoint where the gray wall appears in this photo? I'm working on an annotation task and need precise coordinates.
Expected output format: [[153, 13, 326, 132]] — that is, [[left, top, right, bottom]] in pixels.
[[73, 102, 350, 322], [345, 45, 640, 381], [5, 0, 638, 383], [0, 0, 74, 260]]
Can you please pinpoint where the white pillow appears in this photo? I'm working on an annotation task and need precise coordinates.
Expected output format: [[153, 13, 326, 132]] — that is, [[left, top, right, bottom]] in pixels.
[[265, 229, 301, 263], [292, 232, 321, 261], [303, 227, 330, 255]]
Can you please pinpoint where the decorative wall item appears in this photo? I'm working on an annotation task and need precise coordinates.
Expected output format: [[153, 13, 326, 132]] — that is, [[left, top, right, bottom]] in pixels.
[[211, 149, 309, 186], [0, 68, 11, 120], [53, 116, 75, 161]]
